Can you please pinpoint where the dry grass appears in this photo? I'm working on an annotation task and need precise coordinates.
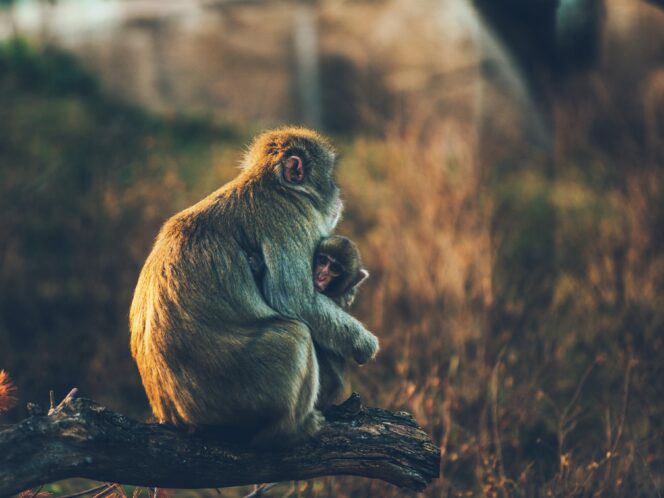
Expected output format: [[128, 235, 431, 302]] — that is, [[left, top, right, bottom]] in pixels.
[[3, 37, 664, 498], [0, 370, 17, 414], [7, 124, 664, 498]]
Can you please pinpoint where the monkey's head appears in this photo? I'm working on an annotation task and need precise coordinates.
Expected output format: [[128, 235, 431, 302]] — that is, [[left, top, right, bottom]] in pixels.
[[315, 236, 368, 297], [242, 127, 342, 231]]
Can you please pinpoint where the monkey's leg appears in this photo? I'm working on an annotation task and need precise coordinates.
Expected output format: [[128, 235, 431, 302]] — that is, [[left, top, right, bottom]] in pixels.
[[134, 315, 322, 442], [315, 346, 348, 411], [249, 318, 324, 447]]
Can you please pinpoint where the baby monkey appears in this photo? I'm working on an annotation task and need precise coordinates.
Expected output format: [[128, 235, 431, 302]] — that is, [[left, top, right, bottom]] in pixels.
[[248, 235, 368, 409], [313, 235, 369, 308], [250, 235, 368, 308]]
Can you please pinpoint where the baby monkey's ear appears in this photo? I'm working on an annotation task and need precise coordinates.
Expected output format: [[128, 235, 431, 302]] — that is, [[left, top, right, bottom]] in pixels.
[[352, 269, 370, 288]]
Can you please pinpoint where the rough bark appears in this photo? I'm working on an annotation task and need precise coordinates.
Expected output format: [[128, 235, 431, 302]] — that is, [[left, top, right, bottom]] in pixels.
[[0, 393, 439, 496]]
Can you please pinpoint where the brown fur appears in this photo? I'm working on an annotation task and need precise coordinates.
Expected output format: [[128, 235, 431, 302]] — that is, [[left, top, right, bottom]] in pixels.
[[129, 127, 379, 443]]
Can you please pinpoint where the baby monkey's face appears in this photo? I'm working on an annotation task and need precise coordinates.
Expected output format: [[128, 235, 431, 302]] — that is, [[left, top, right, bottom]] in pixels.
[[314, 253, 343, 292]]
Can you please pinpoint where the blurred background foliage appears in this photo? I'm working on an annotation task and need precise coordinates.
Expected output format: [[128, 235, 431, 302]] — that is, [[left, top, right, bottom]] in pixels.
[[1, 0, 664, 497]]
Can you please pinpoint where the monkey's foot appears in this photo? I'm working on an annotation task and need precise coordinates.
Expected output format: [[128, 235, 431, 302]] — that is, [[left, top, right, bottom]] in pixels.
[[323, 392, 364, 421], [301, 409, 325, 438]]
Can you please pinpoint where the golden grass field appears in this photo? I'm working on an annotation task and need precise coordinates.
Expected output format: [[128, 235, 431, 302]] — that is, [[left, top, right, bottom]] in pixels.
[[1, 19, 664, 497]]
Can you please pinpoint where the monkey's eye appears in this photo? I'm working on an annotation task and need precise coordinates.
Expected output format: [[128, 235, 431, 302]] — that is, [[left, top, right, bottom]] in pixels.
[[316, 254, 330, 266], [329, 262, 342, 276]]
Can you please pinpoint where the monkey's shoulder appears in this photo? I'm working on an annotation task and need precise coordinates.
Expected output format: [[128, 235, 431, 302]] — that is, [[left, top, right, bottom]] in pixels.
[[158, 198, 237, 243], [150, 204, 252, 275]]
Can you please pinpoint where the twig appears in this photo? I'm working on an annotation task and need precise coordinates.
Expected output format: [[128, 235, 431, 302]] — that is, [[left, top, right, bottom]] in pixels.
[[59, 388, 79, 408], [610, 356, 634, 454], [49, 388, 78, 416], [439, 377, 452, 462], [91, 483, 118, 498], [58, 484, 111, 498], [558, 359, 597, 454], [560, 360, 597, 425], [29, 485, 44, 498], [489, 350, 507, 486], [242, 483, 279, 498]]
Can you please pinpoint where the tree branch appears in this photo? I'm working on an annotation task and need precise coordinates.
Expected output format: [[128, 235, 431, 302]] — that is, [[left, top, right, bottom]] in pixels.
[[0, 393, 439, 496]]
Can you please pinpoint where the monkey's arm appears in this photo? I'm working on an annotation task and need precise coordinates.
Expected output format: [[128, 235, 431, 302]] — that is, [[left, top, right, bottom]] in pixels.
[[261, 244, 378, 364]]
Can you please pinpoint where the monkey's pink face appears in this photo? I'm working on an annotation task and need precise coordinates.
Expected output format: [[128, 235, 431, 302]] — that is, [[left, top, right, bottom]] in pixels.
[[314, 254, 342, 292]]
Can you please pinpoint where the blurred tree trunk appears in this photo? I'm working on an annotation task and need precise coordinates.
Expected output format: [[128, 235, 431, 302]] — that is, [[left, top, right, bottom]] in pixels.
[[1, 0, 19, 37], [645, 0, 664, 9], [473, 0, 604, 103], [471, 0, 604, 363], [38, 0, 56, 45], [293, 3, 323, 129]]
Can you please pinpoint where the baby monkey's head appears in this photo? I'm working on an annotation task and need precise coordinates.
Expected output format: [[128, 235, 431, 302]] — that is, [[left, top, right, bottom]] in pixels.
[[314, 236, 368, 297]]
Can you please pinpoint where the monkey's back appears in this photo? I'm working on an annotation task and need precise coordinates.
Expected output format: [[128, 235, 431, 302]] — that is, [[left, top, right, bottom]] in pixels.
[[129, 190, 283, 427]]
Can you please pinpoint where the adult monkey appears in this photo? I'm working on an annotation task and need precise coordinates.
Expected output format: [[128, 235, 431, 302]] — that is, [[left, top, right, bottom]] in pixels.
[[130, 127, 379, 444]]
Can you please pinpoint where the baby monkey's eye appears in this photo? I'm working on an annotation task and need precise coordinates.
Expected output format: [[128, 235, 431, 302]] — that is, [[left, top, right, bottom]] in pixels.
[[316, 254, 329, 266], [329, 262, 342, 276]]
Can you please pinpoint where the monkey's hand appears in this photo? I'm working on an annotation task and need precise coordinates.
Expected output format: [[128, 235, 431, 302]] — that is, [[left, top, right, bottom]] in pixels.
[[261, 240, 377, 362], [352, 330, 379, 365]]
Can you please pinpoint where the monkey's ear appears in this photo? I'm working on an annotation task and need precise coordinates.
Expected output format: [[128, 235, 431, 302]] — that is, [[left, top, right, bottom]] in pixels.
[[283, 155, 305, 184], [352, 268, 370, 288]]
